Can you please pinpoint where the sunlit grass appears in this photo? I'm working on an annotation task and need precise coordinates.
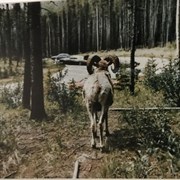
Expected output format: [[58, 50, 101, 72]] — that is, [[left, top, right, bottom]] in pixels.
[[113, 82, 165, 108]]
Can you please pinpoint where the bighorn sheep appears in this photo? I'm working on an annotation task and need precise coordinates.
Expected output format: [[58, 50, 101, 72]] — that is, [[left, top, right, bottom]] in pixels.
[[82, 54, 120, 151]]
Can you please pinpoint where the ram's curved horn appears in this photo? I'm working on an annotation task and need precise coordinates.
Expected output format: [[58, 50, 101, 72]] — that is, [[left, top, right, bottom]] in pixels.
[[87, 55, 101, 75], [104, 55, 120, 73]]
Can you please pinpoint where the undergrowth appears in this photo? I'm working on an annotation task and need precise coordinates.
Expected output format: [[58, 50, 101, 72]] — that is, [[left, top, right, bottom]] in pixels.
[[99, 108, 180, 178], [144, 57, 180, 106], [46, 70, 81, 114], [0, 54, 179, 178], [0, 82, 22, 108]]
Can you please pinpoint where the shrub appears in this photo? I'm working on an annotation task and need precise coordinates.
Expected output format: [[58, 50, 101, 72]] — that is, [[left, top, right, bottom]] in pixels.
[[0, 114, 16, 152], [159, 59, 180, 106], [115, 63, 140, 90], [0, 66, 19, 79], [46, 70, 79, 113], [2, 67, 9, 79], [144, 58, 180, 106], [122, 108, 180, 158], [144, 58, 161, 91], [0, 82, 22, 108]]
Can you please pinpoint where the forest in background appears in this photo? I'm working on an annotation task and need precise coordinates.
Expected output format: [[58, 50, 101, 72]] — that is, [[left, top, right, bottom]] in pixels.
[[0, 0, 177, 59]]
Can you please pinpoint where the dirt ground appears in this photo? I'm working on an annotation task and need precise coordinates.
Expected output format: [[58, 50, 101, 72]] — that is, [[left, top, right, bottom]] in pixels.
[[0, 108, 179, 178], [0, 110, 123, 178]]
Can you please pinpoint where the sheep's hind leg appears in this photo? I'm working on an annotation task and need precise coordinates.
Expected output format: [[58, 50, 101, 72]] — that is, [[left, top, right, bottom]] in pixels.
[[104, 110, 110, 136], [90, 116, 96, 148], [90, 113, 97, 148], [91, 123, 96, 148], [94, 112, 98, 138], [87, 104, 96, 148], [98, 108, 105, 151]]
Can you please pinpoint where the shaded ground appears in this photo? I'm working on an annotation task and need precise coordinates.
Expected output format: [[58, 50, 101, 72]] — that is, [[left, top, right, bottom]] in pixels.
[[0, 109, 179, 178], [0, 109, 136, 178], [0, 110, 121, 178]]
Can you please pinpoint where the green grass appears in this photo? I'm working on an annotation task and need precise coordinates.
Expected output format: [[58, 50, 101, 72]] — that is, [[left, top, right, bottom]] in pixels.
[[113, 82, 165, 108]]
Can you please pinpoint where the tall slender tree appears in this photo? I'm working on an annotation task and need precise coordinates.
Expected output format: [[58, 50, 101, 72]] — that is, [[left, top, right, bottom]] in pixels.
[[29, 2, 47, 120], [176, 0, 180, 58], [130, 0, 137, 95], [6, 4, 12, 65], [22, 3, 31, 109]]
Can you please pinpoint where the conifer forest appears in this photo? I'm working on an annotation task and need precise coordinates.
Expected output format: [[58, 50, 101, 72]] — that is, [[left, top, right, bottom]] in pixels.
[[0, 0, 178, 58]]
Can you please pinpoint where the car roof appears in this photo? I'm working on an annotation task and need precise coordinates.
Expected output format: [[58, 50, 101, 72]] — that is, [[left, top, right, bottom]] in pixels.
[[58, 53, 69, 56]]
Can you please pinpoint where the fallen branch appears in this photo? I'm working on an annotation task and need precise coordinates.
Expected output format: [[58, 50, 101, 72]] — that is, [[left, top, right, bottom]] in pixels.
[[4, 171, 17, 178], [82, 154, 103, 160], [65, 143, 86, 159], [110, 107, 180, 111]]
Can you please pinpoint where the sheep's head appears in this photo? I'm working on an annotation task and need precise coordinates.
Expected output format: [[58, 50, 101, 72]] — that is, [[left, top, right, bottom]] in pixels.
[[87, 54, 120, 75]]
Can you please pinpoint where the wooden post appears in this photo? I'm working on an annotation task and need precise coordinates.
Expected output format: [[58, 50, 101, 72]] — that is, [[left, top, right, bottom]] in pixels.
[[110, 107, 180, 111], [73, 160, 79, 179]]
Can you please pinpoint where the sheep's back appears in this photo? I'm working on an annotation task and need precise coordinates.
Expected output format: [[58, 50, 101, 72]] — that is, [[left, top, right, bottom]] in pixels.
[[83, 71, 113, 106]]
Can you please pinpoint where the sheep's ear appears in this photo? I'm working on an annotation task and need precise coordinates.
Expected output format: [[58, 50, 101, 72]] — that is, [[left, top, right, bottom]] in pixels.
[[84, 55, 89, 60], [104, 55, 113, 66], [87, 55, 101, 74], [111, 55, 120, 73]]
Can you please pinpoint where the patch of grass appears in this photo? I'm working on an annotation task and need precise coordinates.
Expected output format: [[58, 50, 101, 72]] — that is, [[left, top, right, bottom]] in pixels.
[[113, 83, 164, 108], [99, 147, 180, 178]]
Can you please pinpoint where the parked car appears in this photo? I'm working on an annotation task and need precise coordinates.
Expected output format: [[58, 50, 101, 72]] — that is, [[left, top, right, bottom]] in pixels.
[[51, 53, 70, 64], [61, 55, 87, 65], [51, 53, 87, 65]]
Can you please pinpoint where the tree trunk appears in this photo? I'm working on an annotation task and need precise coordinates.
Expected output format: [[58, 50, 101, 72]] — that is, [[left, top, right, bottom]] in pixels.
[[6, 4, 12, 65], [60, 12, 63, 52], [130, 0, 136, 95], [22, 3, 31, 109], [96, 3, 99, 51], [30, 2, 47, 120], [176, 0, 180, 58], [77, 17, 81, 53]]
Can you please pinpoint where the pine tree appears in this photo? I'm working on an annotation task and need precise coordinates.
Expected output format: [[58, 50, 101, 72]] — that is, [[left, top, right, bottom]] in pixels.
[[176, 0, 180, 58], [30, 2, 47, 120]]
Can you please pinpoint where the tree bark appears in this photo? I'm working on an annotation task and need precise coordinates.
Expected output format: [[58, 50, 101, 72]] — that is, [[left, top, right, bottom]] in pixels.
[[22, 3, 31, 109], [96, 3, 99, 51], [176, 0, 180, 58], [130, 0, 136, 95], [6, 4, 12, 65], [30, 2, 47, 120]]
